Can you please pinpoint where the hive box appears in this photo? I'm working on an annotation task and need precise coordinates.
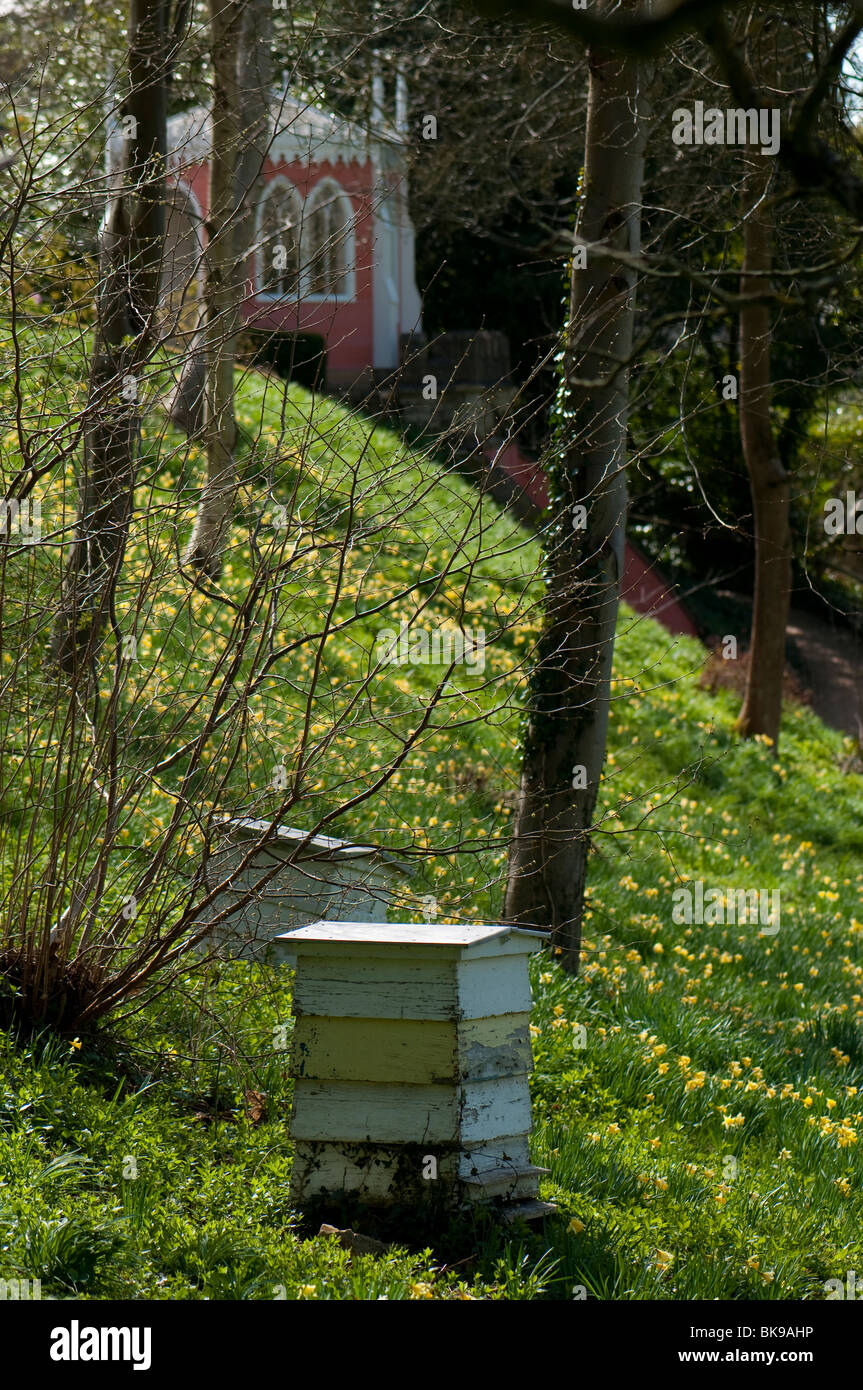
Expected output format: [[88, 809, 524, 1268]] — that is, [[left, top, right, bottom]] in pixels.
[[281, 921, 550, 1215], [201, 821, 402, 962]]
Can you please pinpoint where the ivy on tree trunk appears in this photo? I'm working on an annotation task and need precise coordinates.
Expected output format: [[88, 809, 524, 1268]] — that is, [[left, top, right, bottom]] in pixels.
[[504, 1, 643, 974]]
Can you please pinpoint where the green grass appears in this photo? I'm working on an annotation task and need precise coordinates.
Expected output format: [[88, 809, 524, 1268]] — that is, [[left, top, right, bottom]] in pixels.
[[1, 339, 541, 924], [2, 357, 863, 1299]]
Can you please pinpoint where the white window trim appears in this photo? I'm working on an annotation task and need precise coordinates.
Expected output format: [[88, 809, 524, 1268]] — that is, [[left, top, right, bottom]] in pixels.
[[253, 175, 358, 305], [300, 177, 357, 303], [163, 179, 205, 283], [254, 174, 304, 303]]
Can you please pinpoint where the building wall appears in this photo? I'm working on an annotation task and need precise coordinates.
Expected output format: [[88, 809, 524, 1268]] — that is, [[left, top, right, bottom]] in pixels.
[[171, 156, 380, 387]]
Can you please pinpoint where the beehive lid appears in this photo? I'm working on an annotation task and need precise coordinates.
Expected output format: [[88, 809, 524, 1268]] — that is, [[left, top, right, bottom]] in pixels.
[[278, 920, 548, 960], [216, 820, 403, 867]]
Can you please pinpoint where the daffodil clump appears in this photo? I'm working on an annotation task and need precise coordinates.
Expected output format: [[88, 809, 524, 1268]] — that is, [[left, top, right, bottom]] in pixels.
[[526, 638, 863, 1298]]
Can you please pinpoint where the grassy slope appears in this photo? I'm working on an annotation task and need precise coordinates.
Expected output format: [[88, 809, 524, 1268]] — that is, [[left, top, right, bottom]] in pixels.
[[2, 372, 863, 1300]]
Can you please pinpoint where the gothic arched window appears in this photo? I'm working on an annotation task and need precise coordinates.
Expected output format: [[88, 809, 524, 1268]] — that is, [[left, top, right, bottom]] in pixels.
[[256, 177, 302, 299], [303, 178, 355, 299]]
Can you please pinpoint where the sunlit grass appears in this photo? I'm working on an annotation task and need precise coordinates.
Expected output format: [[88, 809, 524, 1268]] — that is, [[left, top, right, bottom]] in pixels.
[[1, 351, 863, 1297]]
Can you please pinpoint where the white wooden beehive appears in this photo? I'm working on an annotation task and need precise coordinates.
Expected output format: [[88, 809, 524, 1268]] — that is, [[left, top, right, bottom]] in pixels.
[[281, 921, 551, 1216], [201, 821, 402, 962]]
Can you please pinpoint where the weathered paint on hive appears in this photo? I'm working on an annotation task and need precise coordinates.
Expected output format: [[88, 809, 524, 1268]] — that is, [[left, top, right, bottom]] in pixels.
[[203, 837, 399, 960], [461, 1166, 547, 1201], [292, 956, 461, 1021], [457, 1134, 532, 1178], [290, 1013, 532, 1084], [293, 952, 531, 1021], [458, 1076, 533, 1144], [456, 1014, 533, 1081], [206, 880, 390, 960], [290, 1016, 459, 1084], [291, 1137, 543, 1205], [282, 921, 547, 1212], [290, 1141, 462, 1205], [290, 1075, 530, 1145], [290, 1079, 460, 1143]]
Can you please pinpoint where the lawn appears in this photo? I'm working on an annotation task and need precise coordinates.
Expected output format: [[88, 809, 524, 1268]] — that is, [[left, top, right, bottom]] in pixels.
[[1, 362, 863, 1299]]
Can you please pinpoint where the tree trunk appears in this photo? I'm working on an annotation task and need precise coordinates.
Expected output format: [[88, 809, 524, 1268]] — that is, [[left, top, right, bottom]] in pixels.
[[183, 0, 271, 577], [51, 0, 168, 672], [504, 2, 643, 974], [736, 149, 791, 747], [165, 327, 206, 436]]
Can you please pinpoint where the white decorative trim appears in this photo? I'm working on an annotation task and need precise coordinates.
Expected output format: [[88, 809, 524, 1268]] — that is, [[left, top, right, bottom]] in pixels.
[[248, 175, 357, 305], [166, 178, 204, 240], [301, 177, 356, 302], [160, 178, 206, 321], [253, 174, 303, 301], [167, 91, 407, 175]]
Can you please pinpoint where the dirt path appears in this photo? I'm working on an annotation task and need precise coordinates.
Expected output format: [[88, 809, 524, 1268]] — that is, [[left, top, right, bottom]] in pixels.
[[786, 606, 863, 739], [468, 443, 863, 740]]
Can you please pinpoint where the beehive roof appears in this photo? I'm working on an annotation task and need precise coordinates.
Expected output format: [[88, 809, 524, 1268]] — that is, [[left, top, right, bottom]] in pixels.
[[218, 819, 400, 864], [278, 920, 548, 959]]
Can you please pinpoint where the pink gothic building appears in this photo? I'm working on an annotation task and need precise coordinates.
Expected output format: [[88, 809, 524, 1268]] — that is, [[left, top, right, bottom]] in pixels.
[[158, 84, 423, 390]]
